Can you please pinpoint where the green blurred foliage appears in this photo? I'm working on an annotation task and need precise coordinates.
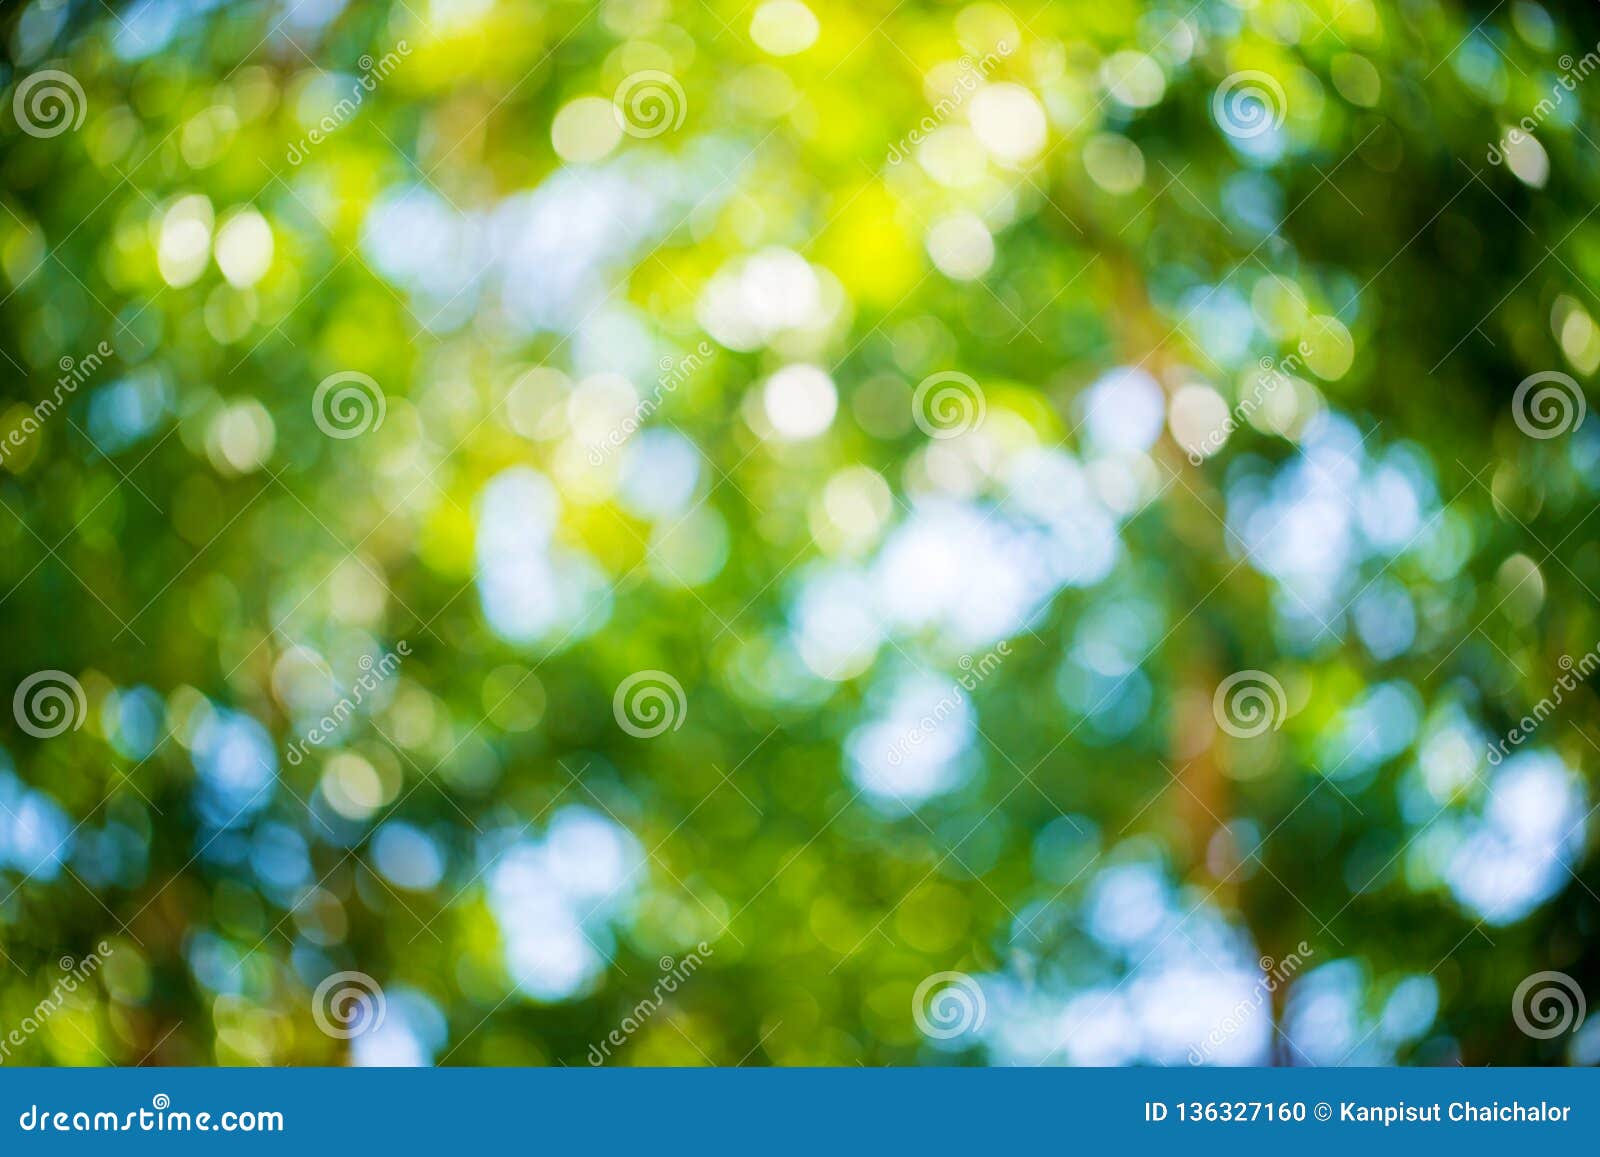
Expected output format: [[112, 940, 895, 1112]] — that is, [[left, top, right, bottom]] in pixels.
[[1, 0, 1600, 1066]]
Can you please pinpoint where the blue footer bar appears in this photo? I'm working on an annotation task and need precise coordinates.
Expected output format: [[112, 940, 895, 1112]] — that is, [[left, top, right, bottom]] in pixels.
[[0, 1069, 1593, 1153]]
